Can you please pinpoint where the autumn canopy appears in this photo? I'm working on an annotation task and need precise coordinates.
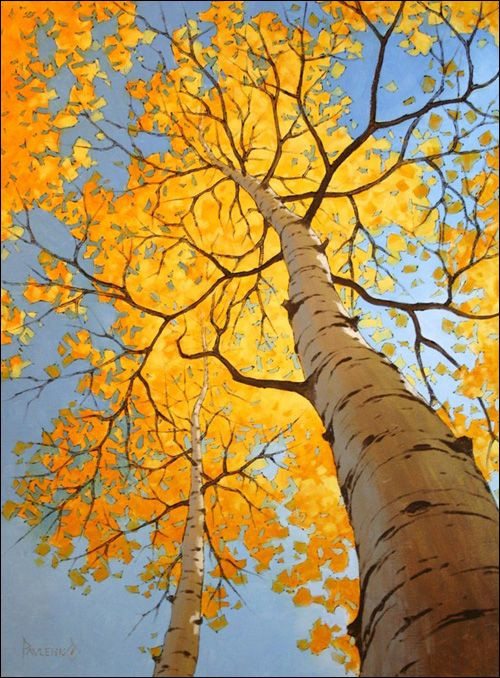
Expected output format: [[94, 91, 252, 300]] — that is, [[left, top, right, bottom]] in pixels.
[[2, 1, 498, 677]]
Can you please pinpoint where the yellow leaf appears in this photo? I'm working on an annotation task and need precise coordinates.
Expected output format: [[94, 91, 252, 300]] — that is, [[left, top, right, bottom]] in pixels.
[[332, 62, 345, 79], [93, 97, 107, 110], [443, 60, 457, 75], [35, 542, 51, 556], [13, 441, 32, 456], [53, 112, 78, 129], [409, 30, 435, 55], [377, 277, 395, 293], [454, 152, 481, 171], [421, 76, 435, 93], [447, 201, 462, 214], [69, 569, 86, 587], [308, 13, 319, 28], [429, 114, 442, 131], [387, 233, 406, 260], [93, 566, 109, 582], [250, 458, 267, 471], [2, 356, 31, 379], [208, 615, 228, 632], [382, 343, 395, 357], [310, 620, 333, 654], [73, 138, 93, 169], [478, 131, 493, 146], [142, 30, 157, 44], [2, 500, 18, 520], [293, 587, 313, 606], [372, 328, 393, 342], [44, 364, 61, 379]]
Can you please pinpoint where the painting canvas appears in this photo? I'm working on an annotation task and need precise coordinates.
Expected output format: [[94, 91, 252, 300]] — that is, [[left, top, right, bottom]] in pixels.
[[1, 2, 498, 677]]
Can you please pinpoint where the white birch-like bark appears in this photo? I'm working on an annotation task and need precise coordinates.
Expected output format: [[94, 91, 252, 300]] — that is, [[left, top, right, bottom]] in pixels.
[[209, 157, 499, 677], [153, 360, 208, 678]]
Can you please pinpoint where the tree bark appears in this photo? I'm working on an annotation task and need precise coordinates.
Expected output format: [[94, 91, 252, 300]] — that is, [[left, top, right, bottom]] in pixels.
[[153, 361, 208, 678], [211, 159, 499, 677]]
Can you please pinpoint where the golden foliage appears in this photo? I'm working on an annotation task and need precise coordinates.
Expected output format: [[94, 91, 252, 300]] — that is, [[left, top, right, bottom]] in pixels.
[[2, 1, 498, 672]]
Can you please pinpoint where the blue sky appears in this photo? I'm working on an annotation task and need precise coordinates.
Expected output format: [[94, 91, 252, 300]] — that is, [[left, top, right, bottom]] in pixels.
[[2, 2, 498, 677]]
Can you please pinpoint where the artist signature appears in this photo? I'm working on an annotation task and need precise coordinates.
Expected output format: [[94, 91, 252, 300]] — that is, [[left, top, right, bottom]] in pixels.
[[22, 637, 77, 659]]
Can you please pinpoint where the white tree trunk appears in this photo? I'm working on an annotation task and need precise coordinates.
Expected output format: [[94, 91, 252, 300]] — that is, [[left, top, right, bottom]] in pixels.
[[153, 363, 208, 677], [211, 159, 499, 677]]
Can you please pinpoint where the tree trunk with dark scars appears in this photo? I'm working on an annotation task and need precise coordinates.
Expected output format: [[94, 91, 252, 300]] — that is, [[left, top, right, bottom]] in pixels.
[[208, 156, 499, 678], [153, 361, 208, 678]]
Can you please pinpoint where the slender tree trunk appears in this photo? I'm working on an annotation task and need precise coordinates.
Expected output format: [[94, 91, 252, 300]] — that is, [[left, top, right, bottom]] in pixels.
[[153, 362, 208, 678], [211, 160, 499, 677]]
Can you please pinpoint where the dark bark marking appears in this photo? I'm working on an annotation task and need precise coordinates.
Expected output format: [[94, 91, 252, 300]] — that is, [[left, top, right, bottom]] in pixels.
[[339, 468, 355, 511], [448, 435, 474, 457], [293, 263, 324, 276], [172, 649, 195, 658], [362, 579, 406, 652], [404, 500, 432, 514], [430, 607, 498, 636], [361, 390, 437, 416], [282, 298, 302, 322], [390, 607, 433, 644], [408, 567, 433, 581], [310, 351, 322, 366], [300, 322, 357, 358], [375, 526, 396, 547], [363, 560, 448, 656], [442, 509, 497, 524], [335, 355, 354, 369], [347, 613, 362, 647], [336, 388, 364, 412], [346, 314, 360, 330], [362, 434, 376, 448], [453, 565, 499, 576], [355, 549, 397, 655], [322, 424, 335, 446], [398, 660, 418, 675]]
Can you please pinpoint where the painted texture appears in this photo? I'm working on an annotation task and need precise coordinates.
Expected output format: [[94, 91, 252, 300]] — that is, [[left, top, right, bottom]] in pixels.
[[2, 2, 499, 677]]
